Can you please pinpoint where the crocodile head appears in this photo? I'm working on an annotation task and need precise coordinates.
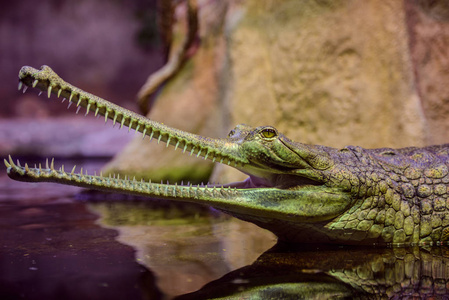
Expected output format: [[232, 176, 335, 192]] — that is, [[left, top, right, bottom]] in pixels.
[[6, 65, 374, 244]]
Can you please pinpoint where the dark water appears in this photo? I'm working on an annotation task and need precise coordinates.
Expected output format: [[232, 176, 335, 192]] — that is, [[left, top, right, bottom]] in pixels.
[[1, 159, 449, 299]]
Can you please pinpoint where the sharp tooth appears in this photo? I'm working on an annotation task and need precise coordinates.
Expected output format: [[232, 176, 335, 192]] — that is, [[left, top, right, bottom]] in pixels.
[[69, 92, 74, 102], [50, 158, 55, 170], [22, 86, 28, 93], [166, 136, 171, 147], [183, 144, 188, 153], [174, 141, 180, 151], [128, 120, 133, 132], [57, 89, 62, 98], [8, 155, 14, 167], [71, 165, 76, 174], [16, 159, 21, 167], [85, 103, 91, 116], [120, 117, 125, 129], [18, 81, 23, 91], [38, 91, 43, 96], [104, 111, 109, 123], [4, 158, 11, 168], [142, 128, 147, 139], [25, 163, 30, 172], [32, 79, 38, 88], [76, 106, 81, 114], [46, 158, 49, 169], [95, 107, 100, 116], [196, 149, 201, 158], [149, 131, 154, 141], [157, 134, 162, 144], [76, 98, 82, 107], [62, 98, 66, 103], [135, 124, 140, 134], [47, 86, 52, 98], [67, 102, 73, 109], [190, 147, 195, 156], [113, 114, 118, 126]]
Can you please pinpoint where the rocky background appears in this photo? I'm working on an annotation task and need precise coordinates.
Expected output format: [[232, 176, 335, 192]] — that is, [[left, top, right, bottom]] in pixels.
[[2, 0, 449, 184], [106, 0, 449, 184]]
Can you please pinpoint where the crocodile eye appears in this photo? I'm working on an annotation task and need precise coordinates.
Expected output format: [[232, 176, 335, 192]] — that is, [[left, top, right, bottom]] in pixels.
[[260, 127, 277, 139], [228, 129, 236, 137]]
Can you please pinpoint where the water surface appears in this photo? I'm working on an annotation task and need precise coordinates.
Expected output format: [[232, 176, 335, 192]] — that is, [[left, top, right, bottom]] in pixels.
[[1, 158, 449, 299]]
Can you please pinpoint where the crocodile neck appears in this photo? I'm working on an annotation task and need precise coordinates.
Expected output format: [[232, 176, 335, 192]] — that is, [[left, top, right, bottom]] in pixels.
[[6, 65, 449, 246]]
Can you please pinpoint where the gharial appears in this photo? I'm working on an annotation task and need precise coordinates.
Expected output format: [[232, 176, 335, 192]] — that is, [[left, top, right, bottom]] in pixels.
[[6, 65, 449, 246]]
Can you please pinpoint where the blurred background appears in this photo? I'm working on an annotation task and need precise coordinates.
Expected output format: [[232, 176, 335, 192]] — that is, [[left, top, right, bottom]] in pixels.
[[0, 0, 163, 159], [1, 0, 162, 118]]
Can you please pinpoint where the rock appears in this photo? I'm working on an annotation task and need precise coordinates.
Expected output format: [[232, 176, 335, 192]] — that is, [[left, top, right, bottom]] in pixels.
[[103, 2, 228, 183], [107, 0, 449, 184], [406, 0, 449, 145]]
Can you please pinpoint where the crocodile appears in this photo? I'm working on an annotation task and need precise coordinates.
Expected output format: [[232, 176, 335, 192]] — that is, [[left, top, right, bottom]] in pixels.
[[6, 65, 449, 246]]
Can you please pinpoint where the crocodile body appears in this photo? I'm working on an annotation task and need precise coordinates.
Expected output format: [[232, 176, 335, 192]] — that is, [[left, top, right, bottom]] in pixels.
[[6, 65, 449, 246]]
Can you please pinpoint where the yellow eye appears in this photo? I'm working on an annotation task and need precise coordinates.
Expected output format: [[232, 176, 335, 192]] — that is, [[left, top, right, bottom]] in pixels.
[[260, 128, 277, 139]]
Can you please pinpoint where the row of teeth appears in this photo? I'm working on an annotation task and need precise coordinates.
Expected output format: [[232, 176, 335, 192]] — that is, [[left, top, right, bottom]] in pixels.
[[5, 156, 239, 195], [18, 80, 241, 167]]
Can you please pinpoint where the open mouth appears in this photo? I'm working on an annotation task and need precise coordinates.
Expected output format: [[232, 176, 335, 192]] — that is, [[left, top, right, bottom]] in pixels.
[[6, 65, 354, 226], [6, 66, 244, 190], [10, 65, 327, 193]]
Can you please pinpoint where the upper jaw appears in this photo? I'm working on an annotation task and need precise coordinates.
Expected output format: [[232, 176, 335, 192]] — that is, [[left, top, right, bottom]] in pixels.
[[18, 65, 252, 168]]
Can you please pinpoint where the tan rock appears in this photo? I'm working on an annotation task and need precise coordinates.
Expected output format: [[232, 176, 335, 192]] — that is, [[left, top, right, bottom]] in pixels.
[[104, 1, 228, 183], [107, 0, 449, 184], [406, 0, 449, 145]]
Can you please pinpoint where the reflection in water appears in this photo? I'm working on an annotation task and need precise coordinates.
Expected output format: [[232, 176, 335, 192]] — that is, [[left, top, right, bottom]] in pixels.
[[176, 246, 449, 299], [88, 200, 277, 298]]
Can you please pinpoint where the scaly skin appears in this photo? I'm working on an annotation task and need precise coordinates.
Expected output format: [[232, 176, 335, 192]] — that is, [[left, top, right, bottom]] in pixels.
[[6, 65, 449, 246]]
